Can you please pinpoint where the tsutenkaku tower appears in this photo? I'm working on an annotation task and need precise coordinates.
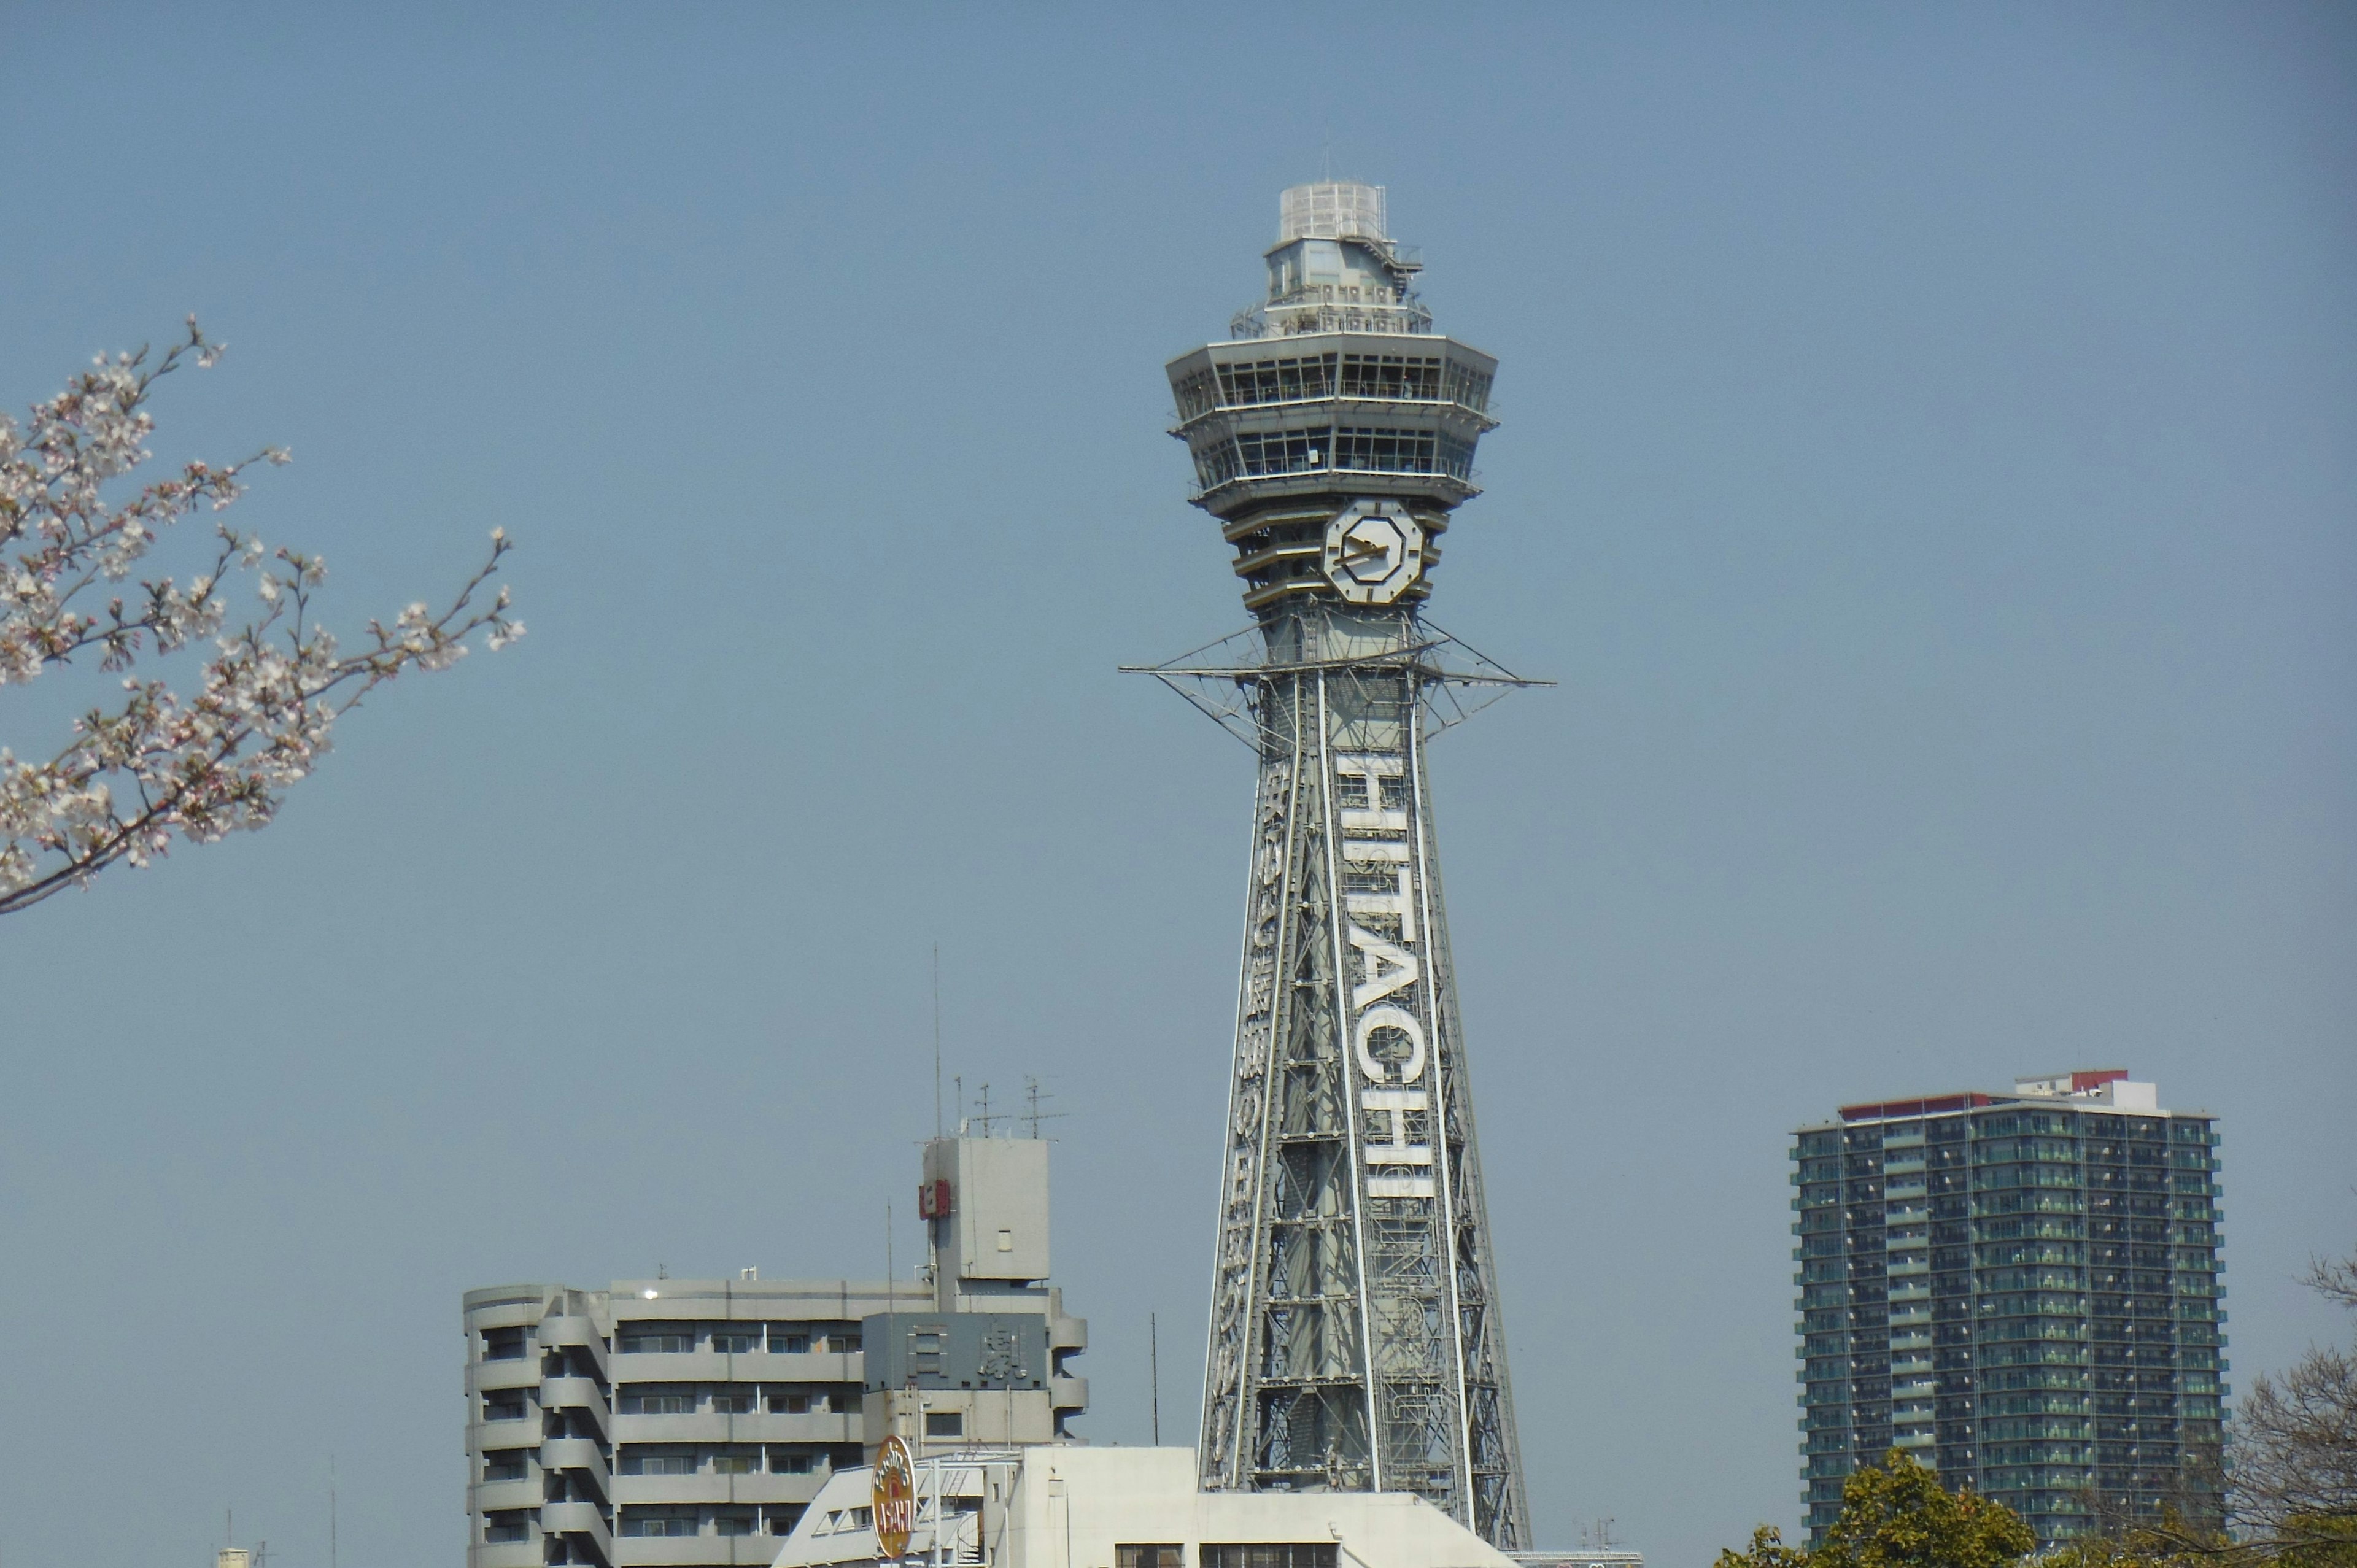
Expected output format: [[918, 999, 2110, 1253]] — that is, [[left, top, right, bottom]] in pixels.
[[1150, 182, 1531, 1547]]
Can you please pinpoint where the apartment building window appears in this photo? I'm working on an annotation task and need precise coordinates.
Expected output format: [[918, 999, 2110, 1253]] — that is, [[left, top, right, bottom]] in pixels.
[[768, 1392, 811, 1414], [712, 1451, 759, 1475], [484, 1512, 533, 1544], [1118, 1548, 1183, 1568], [482, 1327, 528, 1361], [619, 1510, 697, 1539], [926, 1412, 964, 1437], [619, 1325, 692, 1354], [712, 1330, 759, 1354], [770, 1449, 815, 1475], [1202, 1547, 1337, 1568], [715, 1513, 759, 1537], [617, 1387, 695, 1415], [482, 1452, 529, 1481], [713, 1390, 756, 1415], [619, 1450, 696, 1476], [483, 1394, 528, 1422], [825, 1331, 863, 1353], [766, 1507, 805, 1535], [769, 1325, 811, 1353]]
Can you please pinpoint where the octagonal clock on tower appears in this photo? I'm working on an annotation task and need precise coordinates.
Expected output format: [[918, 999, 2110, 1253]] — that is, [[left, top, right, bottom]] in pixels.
[[1137, 182, 1537, 1551]]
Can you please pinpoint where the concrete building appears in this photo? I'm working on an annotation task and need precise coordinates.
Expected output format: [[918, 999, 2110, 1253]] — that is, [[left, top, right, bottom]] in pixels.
[[463, 1134, 1085, 1568], [770, 1446, 1514, 1568], [1792, 1070, 2226, 1544]]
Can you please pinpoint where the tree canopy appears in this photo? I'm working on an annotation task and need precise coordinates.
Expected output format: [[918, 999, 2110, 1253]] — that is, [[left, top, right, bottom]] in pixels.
[[1719, 1452, 2035, 1568]]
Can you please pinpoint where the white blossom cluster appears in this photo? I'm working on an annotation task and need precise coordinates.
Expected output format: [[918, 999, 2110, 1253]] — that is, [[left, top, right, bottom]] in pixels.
[[0, 318, 522, 915]]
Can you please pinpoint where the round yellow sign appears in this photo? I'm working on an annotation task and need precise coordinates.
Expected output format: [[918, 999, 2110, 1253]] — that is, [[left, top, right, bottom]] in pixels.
[[872, 1433, 916, 1559]]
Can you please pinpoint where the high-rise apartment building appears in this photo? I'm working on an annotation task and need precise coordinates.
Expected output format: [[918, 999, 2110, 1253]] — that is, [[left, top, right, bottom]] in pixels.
[[464, 1134, 1086, 1568], [1792, 1071, 2226, 1544]]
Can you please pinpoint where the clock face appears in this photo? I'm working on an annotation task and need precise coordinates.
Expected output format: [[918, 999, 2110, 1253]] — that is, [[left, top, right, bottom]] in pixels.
[[1322, 500, 1426, 604]]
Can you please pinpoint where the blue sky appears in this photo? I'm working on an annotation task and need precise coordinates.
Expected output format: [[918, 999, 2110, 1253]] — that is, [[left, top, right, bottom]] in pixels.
[[1, 6, 2351, 1566]]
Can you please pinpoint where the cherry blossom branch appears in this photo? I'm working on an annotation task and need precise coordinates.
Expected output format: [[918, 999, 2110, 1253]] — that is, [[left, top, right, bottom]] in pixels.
[[0, 322, 522, 915]]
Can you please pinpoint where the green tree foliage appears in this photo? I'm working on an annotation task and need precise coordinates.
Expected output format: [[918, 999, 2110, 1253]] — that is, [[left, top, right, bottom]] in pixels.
[[1719, 1452, 2035, 1568]]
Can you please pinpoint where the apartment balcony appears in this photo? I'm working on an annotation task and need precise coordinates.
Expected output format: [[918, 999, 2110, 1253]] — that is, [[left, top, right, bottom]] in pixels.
[[543, 1502, 614, 1558], [469, 1297, 548, 1333], [541, 1438, 611, 1491], [539, 1317, 613, 1381], [543, 1378, 613, 1440], [612, 1475, 817, 1507], [616, 1351, 858, 1383], [613, 1536, 780, 1567], [473, 1542, 543, 1568], [740, 1350, 862, 1381], [718, 1413, 859, 1443], [473, 1358, 544, 1392], [470, 1479, 542, 1515], [612, 1351, 740, 1383]]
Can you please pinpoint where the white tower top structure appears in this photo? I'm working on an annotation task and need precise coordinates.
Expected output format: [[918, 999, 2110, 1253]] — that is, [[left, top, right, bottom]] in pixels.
[[1280, 180, 1388, 241]]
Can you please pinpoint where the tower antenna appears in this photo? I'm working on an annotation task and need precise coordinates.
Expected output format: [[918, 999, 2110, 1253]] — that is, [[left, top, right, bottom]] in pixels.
[[932, 943, 943, 1140]]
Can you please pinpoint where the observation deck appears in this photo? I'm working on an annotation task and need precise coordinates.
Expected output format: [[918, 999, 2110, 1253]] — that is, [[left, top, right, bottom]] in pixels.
[[1167, 183, 1499, 614]]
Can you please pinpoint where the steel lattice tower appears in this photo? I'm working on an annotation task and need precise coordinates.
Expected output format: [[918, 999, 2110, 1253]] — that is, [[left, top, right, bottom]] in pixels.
[[1141, 183, 1533, 1548]]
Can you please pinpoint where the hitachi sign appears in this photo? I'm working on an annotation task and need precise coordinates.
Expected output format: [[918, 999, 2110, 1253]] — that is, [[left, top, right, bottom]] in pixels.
[[1334, 752, 1436, 1202]]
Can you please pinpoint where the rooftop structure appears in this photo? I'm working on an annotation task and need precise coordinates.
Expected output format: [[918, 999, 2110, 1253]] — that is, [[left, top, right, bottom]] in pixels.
[[1792, 1071, 2226, 1545], [1147, 182, 1530, 1548], [770, 1446, 1515, 1568]]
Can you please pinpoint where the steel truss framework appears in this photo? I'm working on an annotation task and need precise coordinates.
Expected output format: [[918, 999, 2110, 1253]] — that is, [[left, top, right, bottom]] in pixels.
[[1129, 604, 1537, 1547]]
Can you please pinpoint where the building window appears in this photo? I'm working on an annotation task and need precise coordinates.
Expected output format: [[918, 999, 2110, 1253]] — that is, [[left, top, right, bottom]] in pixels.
[[1202, 1547, 1337, 1568], [768, 1392, 811, 1415], [619, 1451, 697, 1477], [1119, 1548, 1183, 1568], [619, 1512, 697, 1539], [713, 1391, 756, 1415], [826, 1332, 863, 1354], [770, 1449, 815, 1474], [619, 1329, 692, 1354], [926, 1412, 964, 1437], [482, 1452, 529, 1481], [766, 1507, 805, 1535], [485, 1512, 533, 1544], [482, 1327, 528, 1361], [712, 1330, 759, 1354], [617, 1389, 696, 1415], [713, 1452, 759, 1475], [714, 1513, 759, 1537], [769, 1326, 811, 1353], [483, 1394, 528, 1422]]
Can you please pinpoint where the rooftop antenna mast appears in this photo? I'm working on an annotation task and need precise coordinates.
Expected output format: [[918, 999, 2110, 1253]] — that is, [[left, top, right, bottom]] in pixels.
[[1021, 1075, 1068, 1139], [932, 943, 943, 1140]]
